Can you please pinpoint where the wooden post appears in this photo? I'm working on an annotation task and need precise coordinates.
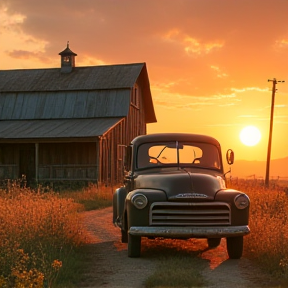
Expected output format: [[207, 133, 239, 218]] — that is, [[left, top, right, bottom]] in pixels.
[[265, 78, 285, 188], [35, 143, 39, 184]]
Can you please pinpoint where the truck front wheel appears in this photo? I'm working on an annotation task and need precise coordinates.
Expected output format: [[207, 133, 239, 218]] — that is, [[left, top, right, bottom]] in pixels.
[[226, 236, 243, 259], [128, 234, 141, 257]]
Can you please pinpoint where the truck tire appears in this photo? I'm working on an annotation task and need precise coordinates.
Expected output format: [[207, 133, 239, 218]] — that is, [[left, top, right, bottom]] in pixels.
[[207, 238, 221, 248], [226, 236, 243, 259], [128, 234, 141, 257]]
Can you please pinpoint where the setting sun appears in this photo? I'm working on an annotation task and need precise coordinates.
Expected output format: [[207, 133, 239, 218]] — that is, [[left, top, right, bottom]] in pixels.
[[239, 126, 262, 146]]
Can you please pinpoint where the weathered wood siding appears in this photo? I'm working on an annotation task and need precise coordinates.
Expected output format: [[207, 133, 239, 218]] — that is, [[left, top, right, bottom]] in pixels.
[[0, 143, 18, 179], [0, 142, 98, 183], [98, 85, 146, 184], [38, 142, 97, 181]]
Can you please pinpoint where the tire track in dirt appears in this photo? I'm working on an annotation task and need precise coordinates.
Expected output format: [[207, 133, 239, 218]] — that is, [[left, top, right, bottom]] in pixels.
[[78, 207, 277, 288], [78, 207, 156, 288]]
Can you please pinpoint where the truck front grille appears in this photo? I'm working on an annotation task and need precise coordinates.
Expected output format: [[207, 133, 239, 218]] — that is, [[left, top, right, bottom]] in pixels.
[[149, 202, 231, 226]]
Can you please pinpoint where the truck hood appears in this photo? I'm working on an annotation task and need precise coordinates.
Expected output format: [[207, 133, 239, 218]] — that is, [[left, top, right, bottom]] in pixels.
[[134, 168, 224, 201]]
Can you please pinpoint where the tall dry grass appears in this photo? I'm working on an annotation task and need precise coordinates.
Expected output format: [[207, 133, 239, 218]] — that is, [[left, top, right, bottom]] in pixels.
[[229, 179, 288, 280], [3, 177, 288, 285], [0, 182, 89, 287], [62, 183, 114, 211]]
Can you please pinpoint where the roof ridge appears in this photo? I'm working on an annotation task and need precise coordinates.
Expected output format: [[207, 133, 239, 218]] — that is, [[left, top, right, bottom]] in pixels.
[[0, 62, 145, 72], [0, 63, 146, 91]]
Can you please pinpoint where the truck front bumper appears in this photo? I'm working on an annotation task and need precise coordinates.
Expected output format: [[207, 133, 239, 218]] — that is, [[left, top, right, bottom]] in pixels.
[[129, 225, 250, 238]]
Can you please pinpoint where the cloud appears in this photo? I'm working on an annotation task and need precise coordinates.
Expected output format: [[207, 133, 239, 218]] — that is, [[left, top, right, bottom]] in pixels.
[[275, 115, 288, 118], [152, 91, 214, 110], [152, 83, 240, 111], [231, 87, 269, 93], [238, 115, 259, 118], [7, 49, 46, 60], [77, 56, 107, 67], [205, 123, 238, 127], [0, 3, 51, 68], [210, 65, 228, 78], [274, 104, 287, 109], [0, 5, 25, 32], [163, 29, 224, 56], [274, 38, 288, 50]]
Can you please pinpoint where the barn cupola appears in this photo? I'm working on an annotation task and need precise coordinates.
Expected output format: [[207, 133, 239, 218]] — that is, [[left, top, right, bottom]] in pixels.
[[59, 41, 77, 73]]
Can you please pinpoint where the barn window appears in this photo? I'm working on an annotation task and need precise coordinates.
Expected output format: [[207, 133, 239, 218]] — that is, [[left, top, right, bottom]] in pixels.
[[131, 84, 139, 108]]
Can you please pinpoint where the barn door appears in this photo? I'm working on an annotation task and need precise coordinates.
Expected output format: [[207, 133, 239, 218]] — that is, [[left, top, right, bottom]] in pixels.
[[117, 144, 126, 182], [19, 144, 35, 185]]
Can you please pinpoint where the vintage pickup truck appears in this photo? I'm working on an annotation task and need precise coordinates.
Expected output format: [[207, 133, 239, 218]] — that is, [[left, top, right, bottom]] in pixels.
[[113, 133, 250, 259]]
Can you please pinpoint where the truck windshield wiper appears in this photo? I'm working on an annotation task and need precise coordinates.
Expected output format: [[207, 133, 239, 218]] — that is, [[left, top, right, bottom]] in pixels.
[[156, 146, 167, 159]]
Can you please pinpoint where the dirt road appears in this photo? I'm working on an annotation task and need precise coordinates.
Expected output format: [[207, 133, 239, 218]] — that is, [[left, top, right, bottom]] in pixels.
[[78, 207, 276, 288]]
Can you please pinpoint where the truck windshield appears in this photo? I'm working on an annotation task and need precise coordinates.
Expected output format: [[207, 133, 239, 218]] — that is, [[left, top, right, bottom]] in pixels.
[[137, 141, 221, 170]]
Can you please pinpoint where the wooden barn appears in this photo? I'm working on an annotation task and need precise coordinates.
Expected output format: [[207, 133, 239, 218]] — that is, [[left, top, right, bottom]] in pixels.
[[0, 44, 156, 187]]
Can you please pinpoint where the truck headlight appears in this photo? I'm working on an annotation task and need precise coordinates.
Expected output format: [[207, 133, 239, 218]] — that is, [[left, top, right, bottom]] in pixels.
[[131, 194, 148, 209], [234, 194, 250, 209]]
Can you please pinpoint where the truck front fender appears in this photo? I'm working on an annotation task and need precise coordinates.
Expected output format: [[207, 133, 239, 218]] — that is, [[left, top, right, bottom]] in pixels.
[[113, 186, 128, 227]]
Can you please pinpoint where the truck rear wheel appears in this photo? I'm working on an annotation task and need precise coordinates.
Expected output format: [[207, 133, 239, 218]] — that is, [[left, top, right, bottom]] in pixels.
[[128, 234, 141, 257], [226, 236, 243, 259]]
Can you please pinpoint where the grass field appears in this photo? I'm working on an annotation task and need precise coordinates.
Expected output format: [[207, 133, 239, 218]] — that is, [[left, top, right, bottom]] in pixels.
[[229, 179, 288, 282], [1, 179, 288, 287]]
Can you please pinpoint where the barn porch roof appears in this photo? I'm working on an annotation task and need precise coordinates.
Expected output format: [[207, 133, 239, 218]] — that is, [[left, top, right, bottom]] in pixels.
[[0, 118, 123, 141]]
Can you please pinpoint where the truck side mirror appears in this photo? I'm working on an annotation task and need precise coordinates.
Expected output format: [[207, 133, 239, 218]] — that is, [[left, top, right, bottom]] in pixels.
[[226, 149, 234, 165]]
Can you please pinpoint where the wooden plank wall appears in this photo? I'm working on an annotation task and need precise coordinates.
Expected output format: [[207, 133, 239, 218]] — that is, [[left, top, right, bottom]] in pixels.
[[99, 86, 146, 185]]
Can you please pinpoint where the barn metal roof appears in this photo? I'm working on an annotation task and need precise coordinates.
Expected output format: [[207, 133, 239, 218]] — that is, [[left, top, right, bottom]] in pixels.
[[0, 62, 157, 141], [0, 63, 145, 92], [0, 118, 123, 140], [0, 90, 130, 120], [0, 62, 156, 124]]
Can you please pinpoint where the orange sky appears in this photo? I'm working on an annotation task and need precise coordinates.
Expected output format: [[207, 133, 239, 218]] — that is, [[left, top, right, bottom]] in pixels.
[[1, 0, 288, 163]]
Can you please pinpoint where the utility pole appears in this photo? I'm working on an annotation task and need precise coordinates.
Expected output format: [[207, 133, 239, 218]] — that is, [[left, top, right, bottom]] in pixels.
[[265, 78, 285, 188]]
